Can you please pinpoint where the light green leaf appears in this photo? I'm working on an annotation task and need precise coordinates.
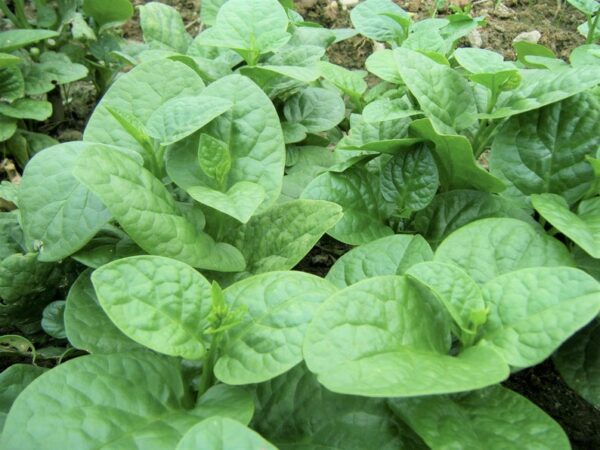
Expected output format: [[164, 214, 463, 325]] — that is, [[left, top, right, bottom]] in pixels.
[[282, 122, 307, 144], [570, 44, 600, 67], [166, 74, 285, 212], [215, 271, 337, 384], [318, 61, 367, 98], [284, 87, 346, 133], [326, 234, 433, 288], [412, 190, 535, 248], [0, 53, 20, 69], [65, 269, 139, 354], [195, 384, 254, 425], [566, 0, 600, 16], [41, 301, 66, 339], [0, 67, 24, 102], [188, 182, 265, 224], [84, 59, 205, 159], [490, 92, 600, 205], [1, 352, 205, 449], [219, 199, 342, 282], [363, 97, 422, 123], [0, 116, 16, 142], [197, 133, 231, 187], [0, 99, 51, 121], [389, 386, 570, 450], [554, 319, 600, 408], [200, 0, 229, 26], [365, 49, 403, 83], [24, 52, 88, 96], [92, 256, 212, 359], [454, 47, 516, 73], [301, 165, 394, 245], [435, 218, 573, 284], [532, 194, 600, 258], [0, 30, 58, 53], [196, 0, 290, 63], [350, 0, 409, 43], [0, 253, 58, 303], [19, 142, 111, 262], [72, 227, 144, 269], [304, 276, 509, 397], [481, 267, 600, 368], [83, 0, 133, 27], [175, 417, 277, 450], [410, 118, 505, 192], [380, 145, 438, 213], [395, 48, 477, 134], [146, 95, 232, 145], [0, 364, 46, 431], [139, 2, 191, 52], [73, 146, 245, 271]]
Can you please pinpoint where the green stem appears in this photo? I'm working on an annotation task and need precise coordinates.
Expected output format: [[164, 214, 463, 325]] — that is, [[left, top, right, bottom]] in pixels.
[[13, 0, 30, 28], [587, 14, 600, 44], [197, 335, 221, 396], [0, 1, 21, 27], [472, 120, 500, 159]]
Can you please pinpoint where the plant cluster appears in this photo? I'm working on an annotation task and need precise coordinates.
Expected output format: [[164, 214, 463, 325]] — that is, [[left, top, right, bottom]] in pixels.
[[1, 0, 600, 448]]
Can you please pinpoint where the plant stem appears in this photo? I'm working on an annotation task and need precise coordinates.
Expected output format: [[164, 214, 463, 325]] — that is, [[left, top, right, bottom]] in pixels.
[[472, 120, 500, 159], [0, 1, 21, 27], [587, 14, 600, 44], [197, 335, 221, 396]]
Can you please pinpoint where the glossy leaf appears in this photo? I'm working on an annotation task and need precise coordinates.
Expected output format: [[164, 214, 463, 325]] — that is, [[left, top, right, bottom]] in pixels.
[[72, 227, 144, 269], [139, 2, 191, 52], [0, 30, 58, 53], [0, 99, 51, 121], [326, 234, 433, 288], [284, 87, 346, 133], [0, 364, 46, 431], [350, 0, 409, 43], [188, 182, 265, 224], [195, 384, 254, 425], [92, 256, 212, 359]]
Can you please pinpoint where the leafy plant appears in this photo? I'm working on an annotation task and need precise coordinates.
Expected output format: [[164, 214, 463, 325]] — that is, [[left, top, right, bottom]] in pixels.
[[565, 0, 600, 43]]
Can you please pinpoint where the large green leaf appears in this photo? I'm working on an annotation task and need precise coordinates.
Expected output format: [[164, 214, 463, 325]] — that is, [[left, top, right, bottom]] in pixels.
[[0, 352, 206, 449], [395, 48, 477, 134], [166, 74, 285, 213], [83, 0, 133, 27], [187, 182, 265, 224], [412, 190, 535, 248], [410, 118, 505, 192], [19, 142, 111, 262], [301, 165, 394, 245], [215, 272, 337, 384], [0, 30, 58, 52], [0, 67, 24, 102], [554, 319, 600, 408], [64, 270, 139, 354], [490, 93, 600, 205], [318, 61, 367, 99], [84, 59, 205, 159], [252, 364, 414, 450], [72, 226, 144, 269], [0, 253, 60, 303], [389, 386, 570, 449], [0, 364, 46, 431], [0, 99, 51, 121], [139, 2, 191, 52], [73, 146, 245, 271], [92, 256, 212, 359], [434, 218, 573, 284], [533, 194, 600, 258], [195, 384, 254, 425], [200, 0, 228, 26], [350, 0, 409, 43], [365, 49, 403, 83], [480, 267, 600, 368], [175, 417, 277, 450], [284, 87, 346, 133], [196, 0, 290, 63], [566, 0, 600, 15], [23, 52, 88, 96], [218, 199, 342, 282], [304, 276, 509, 397], [326, 234, 433, 288]]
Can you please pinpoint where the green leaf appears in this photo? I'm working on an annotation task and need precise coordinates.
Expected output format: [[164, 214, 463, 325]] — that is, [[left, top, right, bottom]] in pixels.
[[64, 269, 139, 354], [83, 0, 133, 27], [304, 276, 509, 397], [318, 61, 367, 98], [554, 319, 600, 408], [84, 59, 205, 159], [139, 2, 191, 52], [0, 99, 51, 121], [350, 0, 409, 43], [0, 116, 16, 142], [301, 165, 394, 245], [570, 44, 600, 67], [481, 267, 600, 368], [532, 194, 600, 258], [146, 95, 232, 145], [282, 122, 307, 144], [72, 227, 144, 269], [23, 52, 89, 96], [92, 256, 212, 359], [0, 53, 20, 69], [490, 93, 600, 205], [175, 417, 277, 450], [454, 48, 521, 93], [196, 0, 290, 63], [41, 301, 66, 339], [196, 133, 231, 187], [188, 182, 265, 224], [252, 363, 414, 450], [284, 87, 346, 133], [0, 67, 24, 102], [1, 352, 206, 449], [363, 97, 422, 123], [19, 142, 111, 262], [214, 272, 336, 384], [395, 48, 478, 134], [365, 49, 403, 83], [406, 262, 486, 340], [0, 253, 59, 303], [410, 118, 505, 192], [218, 199, 342, 282], [484, 66, 600, 119], [0, 30, 58, 53], [566, 0, 600, 15], [200, 0, 228, 26], [195, 384, 254, 425], [326, 234, 433, 288], [412, 189, 535, 248], [166, 74, 285, 213], [434, 218, 573, 284], [380, 145, 438, 214], [389, 386, 570, 450], [73, 145, 245, 271], [0, 364, 46, 431]]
